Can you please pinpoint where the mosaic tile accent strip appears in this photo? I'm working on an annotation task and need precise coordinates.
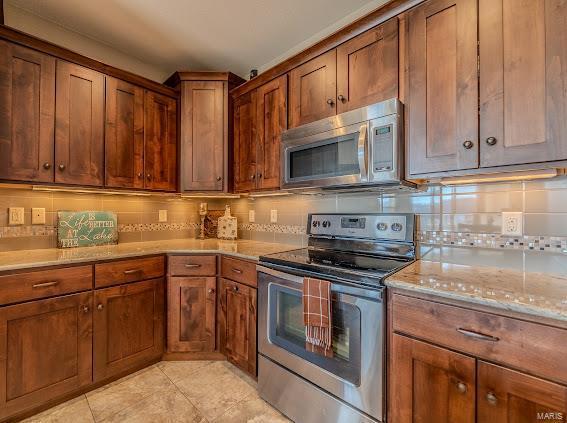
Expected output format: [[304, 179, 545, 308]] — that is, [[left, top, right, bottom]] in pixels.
[[419, 231, 567, 253], [239, 223, 307, 235]]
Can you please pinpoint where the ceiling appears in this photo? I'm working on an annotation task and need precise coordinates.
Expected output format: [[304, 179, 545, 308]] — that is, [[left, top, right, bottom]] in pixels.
[[6, 0, 390, 81]]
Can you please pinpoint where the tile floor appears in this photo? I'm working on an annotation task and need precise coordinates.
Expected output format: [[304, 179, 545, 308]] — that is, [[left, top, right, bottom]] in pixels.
[[23, 361, 290, 423]]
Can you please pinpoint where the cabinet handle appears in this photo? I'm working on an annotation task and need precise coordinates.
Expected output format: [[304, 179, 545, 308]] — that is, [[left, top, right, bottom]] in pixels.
[[457, 328, 499, 342], [82, 305, 90, 313], [123, 269, 142, 275], [456, 382, 467, 394], [486, 136, 497, 146], [462, 140, 474, 149], [337, 94, 346, 102], [32, 281, 59, 289], [43, 162, 51, 170], [97, 304, 104, 311], [58, 164, 66, 171], [217, 176, 222, 181], [232, 268, 243, 274], [232, 285, 239, 292], [326, 98, 335, 106], [486, 392, 498, 406], [184, 264, 202, 268], [208, 288, 215, 294]]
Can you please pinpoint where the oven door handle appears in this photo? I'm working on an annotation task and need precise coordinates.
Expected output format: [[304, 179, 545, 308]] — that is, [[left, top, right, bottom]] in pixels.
[[357, 124, 368, 181]]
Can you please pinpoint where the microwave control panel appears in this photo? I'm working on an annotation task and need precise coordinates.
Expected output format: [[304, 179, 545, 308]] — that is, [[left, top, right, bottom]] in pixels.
[[372, 124, 394, 173]]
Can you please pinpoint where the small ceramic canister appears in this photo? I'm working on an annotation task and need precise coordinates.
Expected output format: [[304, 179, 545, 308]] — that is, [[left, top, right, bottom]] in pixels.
[[217, 205, 237, 240]]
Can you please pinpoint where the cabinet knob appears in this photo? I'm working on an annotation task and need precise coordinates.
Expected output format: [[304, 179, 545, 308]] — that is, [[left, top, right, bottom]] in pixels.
[[486, 392, 497, 405], [146, 174, 151, 180], [208, 288, 215, 294], [58, 164, 66, 171], [326, 98, 335, 106], [232, 285, 239, 292], [456, 382, 467, 394], [217, 176, 222, 181], [97, 304, 104, 311], [43, 162, 51, 170], [137, 172, 143, 178], [462, 140, 474, 149], [337, 95, 346, 102], [257, 172, 262, 179], [251, 174, 256, 181], [82, 305, 90, 313], [486, 136, 497, 146]]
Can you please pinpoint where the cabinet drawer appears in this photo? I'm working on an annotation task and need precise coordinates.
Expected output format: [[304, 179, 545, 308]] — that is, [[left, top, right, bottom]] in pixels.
[[0, 265, 92, 306], [168, 255, 217, 276], [95, 256, 165, 288], [220, 256, 257, 288], [392, 294, 567, 385]]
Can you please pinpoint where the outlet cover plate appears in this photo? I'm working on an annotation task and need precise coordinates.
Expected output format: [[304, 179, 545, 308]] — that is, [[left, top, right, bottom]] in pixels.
[[270, 209, 278, 223], [248, 210, 255, 223], [158, 210, 168, 223], [502, 212, 523, 236], [32, 208, 46, 225], [8, 207, 24, 225]]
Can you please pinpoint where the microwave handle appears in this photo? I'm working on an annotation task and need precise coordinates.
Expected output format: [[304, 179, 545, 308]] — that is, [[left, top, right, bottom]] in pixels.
[[357, 124, 368, 181]]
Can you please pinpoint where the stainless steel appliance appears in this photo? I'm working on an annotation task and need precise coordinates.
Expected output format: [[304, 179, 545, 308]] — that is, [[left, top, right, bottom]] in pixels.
[[281, 99, 416, 192], [257, 213, 417, 423]]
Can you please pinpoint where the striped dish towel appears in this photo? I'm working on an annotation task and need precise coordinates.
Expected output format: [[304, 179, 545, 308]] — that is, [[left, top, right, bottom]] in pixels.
[[303, 277, 333, 358]]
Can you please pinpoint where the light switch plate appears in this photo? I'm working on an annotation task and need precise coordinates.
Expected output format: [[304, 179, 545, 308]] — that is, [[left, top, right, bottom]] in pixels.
[[270, 209, 278, 223], [502, 212, 523, 236], [32, 208, 46, 225], [248, 210, 255, 223], [8, 207, 25, 225], [158, 210, 168, 223]]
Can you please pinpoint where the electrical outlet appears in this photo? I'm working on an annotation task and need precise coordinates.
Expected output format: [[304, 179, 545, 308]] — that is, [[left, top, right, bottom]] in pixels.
[[248, 210, 255, 223], [31, 208, 46, 225], [8, 207, 24, 225], [158, 210, 168, 223], [270, 209, 278, 223], [502, 212, 523, 236]]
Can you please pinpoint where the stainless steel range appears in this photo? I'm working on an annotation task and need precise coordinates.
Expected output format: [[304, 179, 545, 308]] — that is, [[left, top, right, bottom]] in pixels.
[[257, 213, 417, 423]]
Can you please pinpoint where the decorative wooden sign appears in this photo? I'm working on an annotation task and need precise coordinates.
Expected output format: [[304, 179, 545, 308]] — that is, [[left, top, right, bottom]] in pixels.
[[57, 211, 118, 248]]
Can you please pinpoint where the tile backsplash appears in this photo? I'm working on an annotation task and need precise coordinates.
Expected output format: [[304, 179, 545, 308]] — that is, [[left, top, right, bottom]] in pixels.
[[1, 176, 567, 252]]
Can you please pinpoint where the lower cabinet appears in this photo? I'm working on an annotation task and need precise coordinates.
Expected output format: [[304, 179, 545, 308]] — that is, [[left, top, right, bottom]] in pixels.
[[0, 292, 93, 420], [93, 278, 164, 381], [167, 276, 216, 352], [218, 278, 257, 376]]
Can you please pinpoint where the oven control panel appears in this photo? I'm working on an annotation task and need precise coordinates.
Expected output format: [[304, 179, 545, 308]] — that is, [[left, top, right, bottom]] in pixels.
[[308, 213, 415, 242]]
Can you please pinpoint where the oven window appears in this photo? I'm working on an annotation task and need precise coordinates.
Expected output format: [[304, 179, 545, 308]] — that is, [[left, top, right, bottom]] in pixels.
[[289, 133, 360, 181], [270, 284, 361, 385]]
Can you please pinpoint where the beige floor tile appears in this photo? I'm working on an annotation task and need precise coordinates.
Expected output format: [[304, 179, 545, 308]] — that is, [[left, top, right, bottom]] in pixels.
[[175, 362, 257, 421], [218, 361, 257, 390], [213, 395, 290, 423], [157, 360, 215, 384], [103, 387, 206, 423], [22, 395, 94, 423], [86, 366, 175, 421]]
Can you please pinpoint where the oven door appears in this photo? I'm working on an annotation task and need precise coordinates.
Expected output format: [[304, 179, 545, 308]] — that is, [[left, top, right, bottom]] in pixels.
[[257, 265, 384, 421], [282, 122, 369, 189]]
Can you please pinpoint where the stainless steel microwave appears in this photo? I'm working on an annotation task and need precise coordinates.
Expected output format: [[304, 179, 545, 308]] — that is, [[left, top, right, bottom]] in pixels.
[[281, 99, 415, 192]]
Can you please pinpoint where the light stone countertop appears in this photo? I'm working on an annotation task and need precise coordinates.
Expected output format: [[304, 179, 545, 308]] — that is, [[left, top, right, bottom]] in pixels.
[[0, 239, 298, 272], [385, 246, 567, 322]]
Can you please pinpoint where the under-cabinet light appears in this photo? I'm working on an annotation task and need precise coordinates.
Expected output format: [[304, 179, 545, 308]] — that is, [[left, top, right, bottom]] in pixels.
[[439, 169, 562, 185], [31, 186, 154, 196], [179, 193, 242, 199], [248, 191, 293, 198]]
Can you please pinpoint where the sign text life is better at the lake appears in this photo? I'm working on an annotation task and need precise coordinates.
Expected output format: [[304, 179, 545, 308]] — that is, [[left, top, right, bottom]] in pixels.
[[57, 211, 118, 248]]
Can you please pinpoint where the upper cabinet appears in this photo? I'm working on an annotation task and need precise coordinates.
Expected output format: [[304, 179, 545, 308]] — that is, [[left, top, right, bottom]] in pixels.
[[167, 72, 245, 193], [0, 41, 55, 183], [479, 0, 567, 168], [336, 18, 399, 113], [233, 91, 258, 192], [407, 0, 479, 176]]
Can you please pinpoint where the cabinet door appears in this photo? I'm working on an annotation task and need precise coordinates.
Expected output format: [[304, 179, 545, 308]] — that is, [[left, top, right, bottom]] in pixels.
[[144, 91, 177, 191], [105, 77, 145, 189], [336, 18, 398, 113], [167, 277, 216, 352], [289, 49, 337, 128], [407, 0, 478, 175], [478, 362, 567, 423], [389, 334, 475, 423], [55, 61, 104, 186], [180, 81, 225, 191], [0, 41, 55, 183], [479, 0, 567, 167], [93, 278, 164, 381], [256, 75, 287, 190], [233, 91, 257, 192], [218, 278, 257, 376], [0, 292, 92, 420]]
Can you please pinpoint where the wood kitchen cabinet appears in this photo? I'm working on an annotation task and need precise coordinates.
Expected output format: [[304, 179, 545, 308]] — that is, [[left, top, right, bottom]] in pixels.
[[0, 41, 55, 183], [105, 77, 145, 189], [167, 277, 216, 352], [233, 90, 258, 192], [0, 292, 93, 420], [406, 0, 478, 176], [218, 277, 257, 376], [93, 278, 164, 381], [144, 91, 177, 191], [479, 0, 567, 168], [55, 61, 105, 186]]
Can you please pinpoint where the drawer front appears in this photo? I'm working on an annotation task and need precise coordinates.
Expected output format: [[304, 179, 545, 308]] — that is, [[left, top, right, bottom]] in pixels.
[[220, 256, 257, 288], [0, 265, 93, 306], [392, 293, 567, 385], [168, 255, 217, 276], [95, 256, 165, 288]]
